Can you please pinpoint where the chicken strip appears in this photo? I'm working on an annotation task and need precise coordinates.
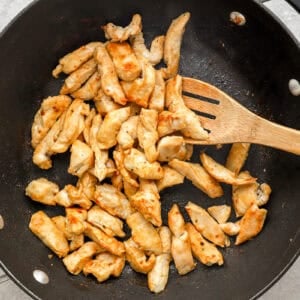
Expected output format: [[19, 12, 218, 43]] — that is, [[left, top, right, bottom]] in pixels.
[[185, 202, 230, 247], [207, 205, 231, 224], [97, 107, 131, 149], [116, 115, 139, 149], [52, 42, 101, 77], [95, 44, 127, 105], [137, 108, 159, 162], [65, 207, 87, 236], [25, 178, 59, 206], [148, 70, 165, 112], [157, 111, 186, 137], [168, 159, 223, 198], [102, 14, 142, 42], [123, 148, 164, 180], [62, 241, 103, 275], [60, 59, 97, 94], [156, 165, 184, 192], [163, 12, 190, 79], [124, 238, 156, 274], [82, 108, 96, 146], [127, 212, 162, 255], [76, 172, 97, 201], [130, 179, 162, 227], [29, 211, 69, 258], [235, 204, 267, 245], [186, 223, 223, 266], [87, 205, 125, 238], [106, 42, 141, 81], [94, 183, 134, 219], [93, 89, 121, 115], [31, 95, 71, 148], [220, 222, 240, 236], [168, 204, 195, 275]]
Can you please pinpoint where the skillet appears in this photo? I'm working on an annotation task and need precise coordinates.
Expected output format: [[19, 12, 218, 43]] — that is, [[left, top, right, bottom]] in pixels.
[[0, 0, 299, 299]]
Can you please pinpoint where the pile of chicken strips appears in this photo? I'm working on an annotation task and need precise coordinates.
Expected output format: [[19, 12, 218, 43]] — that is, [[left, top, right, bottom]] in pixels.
[[25, 12, 272, 293]]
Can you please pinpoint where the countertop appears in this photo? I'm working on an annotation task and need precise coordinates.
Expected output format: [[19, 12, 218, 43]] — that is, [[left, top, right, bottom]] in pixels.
[[0, 0, 299, 299]]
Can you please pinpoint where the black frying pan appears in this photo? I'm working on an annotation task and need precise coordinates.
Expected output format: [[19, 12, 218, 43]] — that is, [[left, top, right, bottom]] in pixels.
[[0, 0, 299, 299]]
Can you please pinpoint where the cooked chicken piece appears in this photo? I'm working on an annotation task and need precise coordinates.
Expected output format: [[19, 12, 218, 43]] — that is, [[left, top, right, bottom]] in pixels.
[[168, 159, 223, 198], [31, 95, 71, 148], [131, 32, 165, 65], [158, 226, 172, 254], [82, 108, 96, 145], [83, 252, 125, 283], [157, 136, 192, 162], [97, 107, 131, 149], [137, 108, 159, 162], [76, 172, 97, 201], [59, 184, 92, 209], [162, 12, 190, 79], [51, 99, 90, 153], [60, 59, 97, 94], [256, 183, 272, 207], [84, 222, 125, 256], [168, 204, 195, 275], [69, 234, 85, 252], [102, 14, 142, 42], [87, 205, 125, 238], [105, 158, 117, 177], [207, 205, 231, 224], [166, 75, 208, 140], [127, 212, 162, 255], [94, 183, 134, 219], [220, 222, 240, 236], [124, 238, 156, 274], [200, 152, 257, 185], [95, 44, 127, 105], [235, 204, 267, 245], [121, 55, 156, 108], [123, 179, 139, 200], [68, 140, 94, 177], [94, 89, 121, 115], [71, 71, 102, 100], [225, 143, 251, 174], [130, 179, 161, 227], [157, 111, 186, 137], [186, 223, 223, 266], [62, 241, 103, 275], [29, 211, 69, 258], [111, 171, 123, 191], [65, 207, 87, 235], [25, 178, 59, 205], [106, 42, 141, 81], [53, 188, 72, 207], [148, 70, 165, 112], [117, 115, 139, 149], [185, 201, 230, 247], [52, 42, 101, 77], [123, 148, 164, 180], [156, 165, 184, 192]]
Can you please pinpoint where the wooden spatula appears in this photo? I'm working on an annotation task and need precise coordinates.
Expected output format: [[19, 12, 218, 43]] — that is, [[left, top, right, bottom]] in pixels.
[[182, 77, 300, 155]]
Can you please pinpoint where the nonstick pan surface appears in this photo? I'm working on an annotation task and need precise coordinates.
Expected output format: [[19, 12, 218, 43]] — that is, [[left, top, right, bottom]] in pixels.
[[0, 0, 299, 299]]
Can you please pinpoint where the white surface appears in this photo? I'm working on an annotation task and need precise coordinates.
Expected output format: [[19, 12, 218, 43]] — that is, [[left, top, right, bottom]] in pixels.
[[0, 0, 299, 299]]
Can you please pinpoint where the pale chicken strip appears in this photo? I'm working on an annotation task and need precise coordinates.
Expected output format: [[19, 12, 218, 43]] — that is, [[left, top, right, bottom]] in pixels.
[[31, 95, 71, 148], [116, 115, 139, 149], [102, 14, 142, 42], [123, 148, 164, 180], [156, 165, 184, 192], [93, 89, 121, 115], [185, 201, 230, 247], [235, 204, 267, 245], [207, 205, 231, 224], [62, 241, 103, 275], [106, 42, 141, 81], [166, 75, 208, 140], [29, 211, 69, 258], [130, 179, 162, 227], [168, 204, 195, 275], [52, 42, 101, 77], [82, 108, 96, 145], [95, 44, 127, 105], [200, 152, 256, 186], [123, 179, 139, 201], [83, 252, 125, 283], [186, 223, 223, 266], [76, 172, 97, 201], [148, 70, 165, 112], [71, 71, 102, 100], [124, 238, 156, 274], [25, 178, 59, 206], [65, 207, 87, 235], [87, 205, 125, 238], [60, 59, 97, 94], [94, 183, 134, 219], [163, 12, 190, 79], [168, 159, 223, 198], [97, 107, 131, 149], [220, 222, 240, 236], [137, 108, 159, 162], [127, 212, 162, 255], [157, 111, 186, 137]]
